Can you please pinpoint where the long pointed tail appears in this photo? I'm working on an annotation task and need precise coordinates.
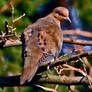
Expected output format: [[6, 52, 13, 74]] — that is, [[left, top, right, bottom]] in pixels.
[[20, 64, 38, 85]]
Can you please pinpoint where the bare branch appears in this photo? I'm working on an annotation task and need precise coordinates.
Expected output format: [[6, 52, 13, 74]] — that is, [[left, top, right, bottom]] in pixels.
[[38, 50, 92, 73], [10, 0, 14, 33], [13, 13, 25, 23], [63, 38, 92, 46], [0, 75, 92, 87], [63, 29, 92, 38], [3, 40, 22, 47], [51, 50, 92, 68], [0, 34, 16, 38]]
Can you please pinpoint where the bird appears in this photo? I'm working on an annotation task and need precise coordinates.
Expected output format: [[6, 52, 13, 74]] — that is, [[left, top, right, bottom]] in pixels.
[[20, 7, 71, 85]]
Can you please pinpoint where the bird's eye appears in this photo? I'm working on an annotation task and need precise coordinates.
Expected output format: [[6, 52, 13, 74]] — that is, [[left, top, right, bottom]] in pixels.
[[58, 12, 63, 16]]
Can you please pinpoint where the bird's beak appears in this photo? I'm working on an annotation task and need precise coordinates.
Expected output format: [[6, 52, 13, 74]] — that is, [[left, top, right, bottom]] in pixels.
[[65, 17, 71, 23]]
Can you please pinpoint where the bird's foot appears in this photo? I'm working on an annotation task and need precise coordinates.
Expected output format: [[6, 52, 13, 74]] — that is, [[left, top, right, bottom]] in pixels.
[[47, 63, 51, 70]]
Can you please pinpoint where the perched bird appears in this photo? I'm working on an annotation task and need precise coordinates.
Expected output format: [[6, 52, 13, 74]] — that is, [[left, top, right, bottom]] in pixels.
[[20, 7, 71, 85]]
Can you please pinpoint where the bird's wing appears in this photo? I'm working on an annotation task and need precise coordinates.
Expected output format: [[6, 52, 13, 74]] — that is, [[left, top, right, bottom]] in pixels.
[[20, 29, 42, 84], [20, 27, 55, 84]]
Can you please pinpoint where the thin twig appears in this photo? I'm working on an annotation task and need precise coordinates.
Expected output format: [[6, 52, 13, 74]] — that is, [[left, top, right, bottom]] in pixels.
[[37, 50, 92, 74], [10, 0, 14, 33], [13, 13, 25, 23], [34, 84, 56, 92], [54, 84, 59, 92], [63, 64, 87, 76], [74, 45, 92, 88], [0, 34, 16, 38]]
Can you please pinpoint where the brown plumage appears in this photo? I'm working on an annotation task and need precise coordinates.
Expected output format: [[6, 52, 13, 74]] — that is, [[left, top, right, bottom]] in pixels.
[[20, 7, 71, 85]]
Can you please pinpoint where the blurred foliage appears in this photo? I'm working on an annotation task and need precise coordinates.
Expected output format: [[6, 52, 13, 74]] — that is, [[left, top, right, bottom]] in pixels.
[[74, 0, 92, 30], [0, 0, 92, 92]]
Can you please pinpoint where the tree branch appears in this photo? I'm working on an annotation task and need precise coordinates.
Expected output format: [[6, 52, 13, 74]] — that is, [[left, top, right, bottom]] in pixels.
[[63, 29, 92, 38], [0, 40, 22, 48], [63, 38, 92, 46], [37, 50, 92, 73], [0, 75, 92, 87]]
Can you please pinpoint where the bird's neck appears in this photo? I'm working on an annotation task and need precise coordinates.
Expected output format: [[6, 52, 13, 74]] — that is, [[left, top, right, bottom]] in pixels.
[[48, 14, 61, 28]]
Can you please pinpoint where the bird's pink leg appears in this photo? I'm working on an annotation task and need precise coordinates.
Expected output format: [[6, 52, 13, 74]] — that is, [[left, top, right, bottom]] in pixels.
[[47, 63, 51, 70]]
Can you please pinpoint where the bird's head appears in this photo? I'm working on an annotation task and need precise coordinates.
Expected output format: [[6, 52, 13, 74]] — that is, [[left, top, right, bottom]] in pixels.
[[52, 7, 71, 23]]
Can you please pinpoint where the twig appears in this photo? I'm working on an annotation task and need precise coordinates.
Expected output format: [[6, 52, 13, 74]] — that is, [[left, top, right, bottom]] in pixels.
[[54, 84, 59, 92], [63, 64, 87, 76], [34, 84, 56, 92], [13, 13, 25, 23], [0, 34, 16, 38], [37, 50, 92, 73], [75, 45, 91, 68], [10, 0, 14, 33], [74, 45, 92, 88], [57, 48, 78, 61], [46, 50, 92, 71], [9, 0, 25, 34]]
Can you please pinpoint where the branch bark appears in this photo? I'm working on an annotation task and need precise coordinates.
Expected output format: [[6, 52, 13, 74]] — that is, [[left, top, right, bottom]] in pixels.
[[0, 75, 92, 87], [63, 38, 92, 46], [38, 50, 92, 73], [63, 29, 92, 38], [0, 40, 22, 48]]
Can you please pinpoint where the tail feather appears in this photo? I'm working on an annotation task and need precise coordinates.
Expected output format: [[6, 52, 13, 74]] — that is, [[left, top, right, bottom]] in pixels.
[[20, 65, 38, 85]]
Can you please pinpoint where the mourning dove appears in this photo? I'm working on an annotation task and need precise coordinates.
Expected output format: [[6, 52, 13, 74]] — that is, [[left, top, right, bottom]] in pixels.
[[20, 7, 71, 85]]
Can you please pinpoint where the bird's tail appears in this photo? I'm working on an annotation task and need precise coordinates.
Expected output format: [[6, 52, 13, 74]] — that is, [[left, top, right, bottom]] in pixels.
[[20, 61, 38, 85]]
